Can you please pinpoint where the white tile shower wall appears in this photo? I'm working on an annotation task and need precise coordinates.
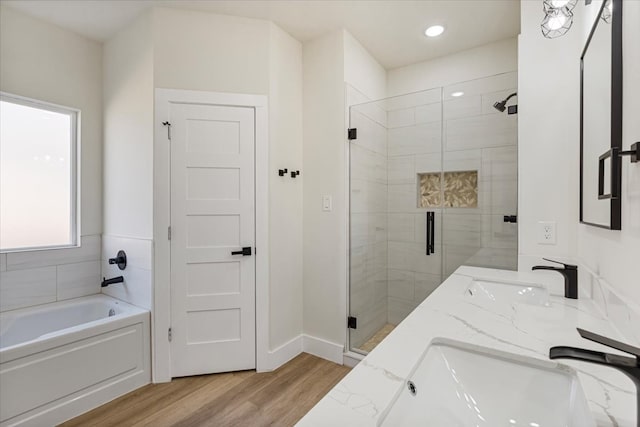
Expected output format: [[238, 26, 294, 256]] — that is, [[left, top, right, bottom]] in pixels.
[[386, 92, 442, 323], [101, 235, 153, 310], [348, 85, 389, 350], [0, 235, 102, 312], [385, 73, 519, 322]]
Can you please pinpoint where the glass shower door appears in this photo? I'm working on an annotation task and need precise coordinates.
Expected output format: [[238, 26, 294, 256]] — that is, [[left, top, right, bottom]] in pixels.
[[348, 97, 392, 354], [347, 73, 518, 355], [348, 88, 444, 354]]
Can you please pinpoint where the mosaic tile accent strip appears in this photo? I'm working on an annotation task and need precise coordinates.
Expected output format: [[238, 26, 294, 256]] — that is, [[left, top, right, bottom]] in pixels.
[[418, 170, 478, 208]]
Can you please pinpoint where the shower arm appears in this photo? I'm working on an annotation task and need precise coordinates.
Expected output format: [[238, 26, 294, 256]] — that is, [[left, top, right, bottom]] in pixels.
[[502, 92, 517, 104]]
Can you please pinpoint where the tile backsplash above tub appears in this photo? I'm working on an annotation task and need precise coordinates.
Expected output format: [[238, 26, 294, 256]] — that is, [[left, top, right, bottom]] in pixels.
[[0, 235, 102, 312], [101, 235, 153, 310]]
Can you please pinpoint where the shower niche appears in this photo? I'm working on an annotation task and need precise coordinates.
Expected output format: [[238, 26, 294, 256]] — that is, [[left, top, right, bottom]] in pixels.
[[348, 72, 519, 354], [418, 170, 478, 208]]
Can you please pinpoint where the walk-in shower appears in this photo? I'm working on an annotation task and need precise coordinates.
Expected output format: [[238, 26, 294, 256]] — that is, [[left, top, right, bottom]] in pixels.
[[347, 72, 519, 354]]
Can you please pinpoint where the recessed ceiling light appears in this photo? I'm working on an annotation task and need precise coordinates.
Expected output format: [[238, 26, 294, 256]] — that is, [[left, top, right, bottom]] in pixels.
[[425, 25, 445, 38], [451, 91, 464, 97]]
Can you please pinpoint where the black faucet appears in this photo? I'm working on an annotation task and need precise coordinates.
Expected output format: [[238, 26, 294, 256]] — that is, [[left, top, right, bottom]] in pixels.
[[532, 258, 578, 299], [550, 328, 640, 427], [101, 276, 124, 287]]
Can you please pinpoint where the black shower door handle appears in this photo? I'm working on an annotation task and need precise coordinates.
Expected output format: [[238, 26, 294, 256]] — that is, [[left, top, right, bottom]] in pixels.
[[426, 212, 435, 255]]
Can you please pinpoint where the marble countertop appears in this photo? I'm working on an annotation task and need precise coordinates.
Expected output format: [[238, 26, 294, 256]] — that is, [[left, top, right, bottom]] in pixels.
[[297, 266, 638, 427]]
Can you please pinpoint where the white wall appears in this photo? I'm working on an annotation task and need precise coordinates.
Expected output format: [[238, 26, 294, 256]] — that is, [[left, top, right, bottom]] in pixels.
[[344, 31, 387, 101], [268, 23, 304, 349], [102, 7, 306, 352], [519, 0, 640, 306], [0, 6, 103, 311], [518, 3, 582, 262], [302, 30, 347, 346], [152, 8, 305, 352], [387, 38, 518, 97], [102, 12, 154, 309], [103, 12, 154, 240], [152, 8, 270, 95], [302, 30, 387, 351]]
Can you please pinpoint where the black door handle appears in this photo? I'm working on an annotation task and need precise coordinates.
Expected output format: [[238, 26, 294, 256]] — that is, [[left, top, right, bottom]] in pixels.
[[426, 212, 435, 255], [231, 247, 252, 256]]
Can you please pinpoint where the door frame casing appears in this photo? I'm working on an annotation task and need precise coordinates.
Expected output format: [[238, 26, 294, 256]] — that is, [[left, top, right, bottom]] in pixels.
[[153, 88, 269, 382]]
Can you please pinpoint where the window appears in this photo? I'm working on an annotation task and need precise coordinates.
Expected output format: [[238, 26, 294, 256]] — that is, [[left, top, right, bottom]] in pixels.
[[0, 93, 79, 252]]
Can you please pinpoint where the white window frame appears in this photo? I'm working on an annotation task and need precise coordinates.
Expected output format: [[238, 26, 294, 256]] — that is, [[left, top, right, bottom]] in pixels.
[[0, 92, 81, 253]]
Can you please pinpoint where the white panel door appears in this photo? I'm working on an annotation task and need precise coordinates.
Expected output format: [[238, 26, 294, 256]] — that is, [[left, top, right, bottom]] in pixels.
[[170, 103, 255, 377]]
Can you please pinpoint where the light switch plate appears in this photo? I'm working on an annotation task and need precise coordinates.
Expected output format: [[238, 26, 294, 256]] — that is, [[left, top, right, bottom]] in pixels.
[[537, 221, 556, 245], [322, 195, 332, 212]]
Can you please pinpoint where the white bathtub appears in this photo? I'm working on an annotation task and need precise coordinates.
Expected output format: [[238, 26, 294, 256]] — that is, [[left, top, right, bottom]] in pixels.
[[0, 294, 150, 426]]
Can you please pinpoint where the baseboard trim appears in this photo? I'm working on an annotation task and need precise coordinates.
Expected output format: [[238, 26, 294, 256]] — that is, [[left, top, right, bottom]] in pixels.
[[265, 334, 345, 371], [302, 334, 344, 365], [264, 335, 303, 372]]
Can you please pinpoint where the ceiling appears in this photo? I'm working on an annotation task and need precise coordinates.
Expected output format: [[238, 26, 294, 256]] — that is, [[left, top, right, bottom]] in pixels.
[[1, 0, 521, 69]]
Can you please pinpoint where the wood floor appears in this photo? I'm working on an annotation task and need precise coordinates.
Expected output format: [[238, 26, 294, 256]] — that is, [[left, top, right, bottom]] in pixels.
[[60, 353, 350, 427]]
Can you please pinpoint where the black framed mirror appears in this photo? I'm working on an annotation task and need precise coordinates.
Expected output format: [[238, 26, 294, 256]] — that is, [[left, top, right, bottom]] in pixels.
[[580, 0, 623, 230]]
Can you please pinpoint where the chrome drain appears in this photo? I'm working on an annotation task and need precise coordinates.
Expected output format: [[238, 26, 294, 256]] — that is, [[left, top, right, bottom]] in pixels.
[[407, 380, 417, 396]]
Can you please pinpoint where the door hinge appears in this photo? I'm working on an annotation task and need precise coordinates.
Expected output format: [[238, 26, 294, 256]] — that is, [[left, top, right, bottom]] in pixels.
[[168, 327, 172, 342], [168, 226, 172, 240], [162, 121, 171, 140], [347, 316, 357, 329], [347, 128, 357, 141]]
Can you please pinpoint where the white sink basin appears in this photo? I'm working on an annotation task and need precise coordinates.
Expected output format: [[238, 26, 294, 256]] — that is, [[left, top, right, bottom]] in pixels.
[[380, 340, 595, 427], [466, 279, 550, 306]]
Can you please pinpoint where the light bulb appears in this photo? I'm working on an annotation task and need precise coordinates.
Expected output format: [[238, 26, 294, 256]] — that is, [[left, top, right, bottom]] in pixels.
[[451, 91, 464, 97], [548, 13, 567, 30]]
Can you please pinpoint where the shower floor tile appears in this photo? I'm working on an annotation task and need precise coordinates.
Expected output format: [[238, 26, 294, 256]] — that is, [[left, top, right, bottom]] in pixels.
[[358, 323, 396, 353]]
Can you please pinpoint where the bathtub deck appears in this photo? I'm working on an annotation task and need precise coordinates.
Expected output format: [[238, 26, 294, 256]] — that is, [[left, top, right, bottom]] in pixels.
[[59, 353, 350, 427]]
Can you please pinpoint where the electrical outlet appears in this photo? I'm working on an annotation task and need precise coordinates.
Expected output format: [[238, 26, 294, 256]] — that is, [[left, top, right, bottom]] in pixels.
[[537, 221, 556, 245]]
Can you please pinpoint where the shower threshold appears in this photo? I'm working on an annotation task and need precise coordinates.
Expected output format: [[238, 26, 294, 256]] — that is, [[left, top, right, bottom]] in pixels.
[[357, 323, 396, 353]]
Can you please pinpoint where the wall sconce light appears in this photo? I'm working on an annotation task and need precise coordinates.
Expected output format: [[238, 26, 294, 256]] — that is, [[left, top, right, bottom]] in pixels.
[[541, 0, 576, 38]]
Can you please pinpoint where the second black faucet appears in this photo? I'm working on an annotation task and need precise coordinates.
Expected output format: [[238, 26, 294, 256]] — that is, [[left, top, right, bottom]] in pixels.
[[532, 258, 578, 299]]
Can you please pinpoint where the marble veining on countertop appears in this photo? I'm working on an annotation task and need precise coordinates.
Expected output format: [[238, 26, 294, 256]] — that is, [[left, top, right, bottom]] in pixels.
[[297, 266, 638, 427]]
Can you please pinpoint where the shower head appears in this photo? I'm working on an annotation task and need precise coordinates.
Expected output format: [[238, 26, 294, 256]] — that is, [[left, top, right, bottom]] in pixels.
[[493, 92, 517, 112], [493, 101, 507, 112]]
